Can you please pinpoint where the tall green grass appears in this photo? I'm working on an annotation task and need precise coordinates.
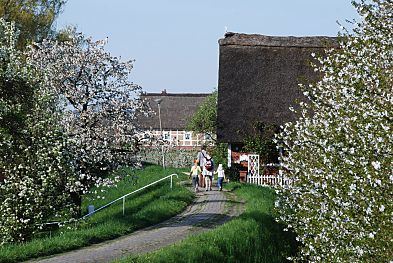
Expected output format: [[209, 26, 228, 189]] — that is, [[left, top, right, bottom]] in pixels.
[[0, 165, 194, 263], [117, 183, 298, 263]]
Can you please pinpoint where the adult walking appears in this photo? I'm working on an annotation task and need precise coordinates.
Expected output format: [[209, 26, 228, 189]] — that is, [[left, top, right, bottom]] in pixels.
[[202, 154, 214, 191], [196, 145, 208, 188]]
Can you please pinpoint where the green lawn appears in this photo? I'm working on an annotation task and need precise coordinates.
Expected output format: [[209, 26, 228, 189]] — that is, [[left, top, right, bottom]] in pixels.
[[116, 183, 299, 263], [0, 165, 194, 263]]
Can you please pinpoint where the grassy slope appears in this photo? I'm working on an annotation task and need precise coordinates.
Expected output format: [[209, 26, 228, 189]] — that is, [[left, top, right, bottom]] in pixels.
[[117, 183, 298, 263], [0, 165, 194, 263]]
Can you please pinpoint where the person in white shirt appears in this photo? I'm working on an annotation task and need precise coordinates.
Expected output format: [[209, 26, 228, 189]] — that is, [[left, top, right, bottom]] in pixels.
[[196, 146, 208, 188], [216, 164, 225, 191]]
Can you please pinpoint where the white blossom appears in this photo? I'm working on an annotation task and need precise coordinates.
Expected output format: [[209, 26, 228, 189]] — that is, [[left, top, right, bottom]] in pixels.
[[275, 1, 393, 262], [0, 21, 148, 244], [371, 161, 381, 170]]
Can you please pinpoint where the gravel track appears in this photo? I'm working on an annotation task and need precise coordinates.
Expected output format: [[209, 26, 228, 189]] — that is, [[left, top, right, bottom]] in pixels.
[[28, 187, 244, 263]]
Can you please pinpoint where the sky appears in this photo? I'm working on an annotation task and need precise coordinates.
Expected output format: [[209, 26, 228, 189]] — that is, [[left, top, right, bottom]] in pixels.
[[56, 1, 359, 94]]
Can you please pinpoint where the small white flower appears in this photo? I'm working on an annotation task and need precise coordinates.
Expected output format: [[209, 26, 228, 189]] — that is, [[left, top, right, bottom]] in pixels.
[[375, 179, 382, 186], [371, 161, 381, 170], [366, 207, 372, 215], [379, 205, 385, 212]]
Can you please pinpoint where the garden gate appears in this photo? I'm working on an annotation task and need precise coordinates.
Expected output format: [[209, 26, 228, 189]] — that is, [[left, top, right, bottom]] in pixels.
[[246, 154, 260, 184], [246, 154, 293, 187]]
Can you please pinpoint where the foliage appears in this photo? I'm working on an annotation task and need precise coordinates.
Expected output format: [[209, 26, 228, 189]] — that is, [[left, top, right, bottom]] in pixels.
[[140, 147, 196, 168], [117, 183, 298, 263], [0, 165, 193, 263], [226, 163, 241, 182], [0, 0, 65, 48], [210, 142, 228, 169], [243, 122, 280, 164], [186, 90, 217, 141], [275, 1, 393, 262], [0, 19, 76, 244]]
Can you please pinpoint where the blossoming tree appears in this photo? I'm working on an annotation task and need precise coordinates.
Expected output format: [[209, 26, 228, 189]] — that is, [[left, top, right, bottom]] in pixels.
[[0, 20, 147, 243], [0, 19, 75, 243], [275, 1, 392, 262], [28, 33, 147, 216]]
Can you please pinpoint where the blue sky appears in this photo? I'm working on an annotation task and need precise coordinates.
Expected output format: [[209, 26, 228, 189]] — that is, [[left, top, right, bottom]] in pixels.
[[57, 1, 359, 94]]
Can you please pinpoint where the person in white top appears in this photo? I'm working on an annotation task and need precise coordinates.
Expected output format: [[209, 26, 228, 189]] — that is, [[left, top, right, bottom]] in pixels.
[[216, 164, 225, 191], [196, 146, 208, 188]]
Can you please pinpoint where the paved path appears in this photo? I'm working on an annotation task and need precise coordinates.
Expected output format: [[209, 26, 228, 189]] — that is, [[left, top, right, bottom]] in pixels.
[[28, 187, 244, 263]]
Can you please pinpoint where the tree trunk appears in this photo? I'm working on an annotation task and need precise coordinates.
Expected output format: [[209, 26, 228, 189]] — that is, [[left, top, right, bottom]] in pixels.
[[70, 191, 82, 218]]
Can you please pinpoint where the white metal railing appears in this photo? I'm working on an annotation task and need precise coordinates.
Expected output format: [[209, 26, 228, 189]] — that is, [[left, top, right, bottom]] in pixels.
[[82, 173, 178, 219], [44, 173, 178, 226]]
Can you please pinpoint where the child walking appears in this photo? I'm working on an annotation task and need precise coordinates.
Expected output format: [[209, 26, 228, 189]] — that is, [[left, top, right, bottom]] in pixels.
[[190, 160, 201, 192], [216, 164, 225, 191]]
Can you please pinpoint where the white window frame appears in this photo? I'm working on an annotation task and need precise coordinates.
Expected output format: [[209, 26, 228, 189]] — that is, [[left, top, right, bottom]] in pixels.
[[184, 131, 192, 141], [163, 131, 171, 141]]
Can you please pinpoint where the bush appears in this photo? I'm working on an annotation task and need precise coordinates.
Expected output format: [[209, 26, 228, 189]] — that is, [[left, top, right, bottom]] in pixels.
[[226, 164, 241, 182], [242, 122, 280, 164], [139, 148, 196, 168]]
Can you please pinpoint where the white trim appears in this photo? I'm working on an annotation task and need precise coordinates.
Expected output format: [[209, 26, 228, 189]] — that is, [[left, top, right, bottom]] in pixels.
[[184, 131, 192, 141], [163, 131, 171, 141], [227, 143, 232, 167]]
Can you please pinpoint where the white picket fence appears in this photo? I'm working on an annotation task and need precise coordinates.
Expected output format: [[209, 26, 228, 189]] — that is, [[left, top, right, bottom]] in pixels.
[[246, 154, 293, 187], [246, 170, 294, 187]]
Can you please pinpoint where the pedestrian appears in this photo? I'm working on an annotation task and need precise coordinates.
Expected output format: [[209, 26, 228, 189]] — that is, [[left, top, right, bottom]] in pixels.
[[216, 164, 225, 191], [203, 154, 214, 191], [189, 160, 201, 192], [196, 145, 208, 188]]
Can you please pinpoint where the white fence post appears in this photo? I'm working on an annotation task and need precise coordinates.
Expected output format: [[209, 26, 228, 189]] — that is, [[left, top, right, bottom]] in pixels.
[[122, 196, 125, 216]]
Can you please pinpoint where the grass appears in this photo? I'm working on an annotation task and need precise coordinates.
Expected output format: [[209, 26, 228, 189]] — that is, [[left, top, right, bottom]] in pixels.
[[115, 183, 299, 263], [0, 165, 194, 263]]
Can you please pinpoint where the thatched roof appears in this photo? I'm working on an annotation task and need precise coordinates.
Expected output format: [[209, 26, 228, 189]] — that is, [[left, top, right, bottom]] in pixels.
[[138, 90, 210, 130], [217, 33, 337, 143]]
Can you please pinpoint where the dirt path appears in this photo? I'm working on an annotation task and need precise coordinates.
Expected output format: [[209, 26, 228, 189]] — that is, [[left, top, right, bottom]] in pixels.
[[28, 187, 244, 263]]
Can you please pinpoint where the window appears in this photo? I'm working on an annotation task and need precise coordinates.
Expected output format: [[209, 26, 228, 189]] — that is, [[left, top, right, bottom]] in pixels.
[[184, 132, 192, 140], [164, 132, 171, 141]]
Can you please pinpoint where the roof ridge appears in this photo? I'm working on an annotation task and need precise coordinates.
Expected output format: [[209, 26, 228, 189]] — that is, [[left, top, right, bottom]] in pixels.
[[219, 33, 337, 48]]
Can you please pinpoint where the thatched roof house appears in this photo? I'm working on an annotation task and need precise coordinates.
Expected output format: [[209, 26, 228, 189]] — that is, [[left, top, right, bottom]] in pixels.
[[137, 90, 213, 149], [138, 90, 210, 130], [217, 33, 336, 144]]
